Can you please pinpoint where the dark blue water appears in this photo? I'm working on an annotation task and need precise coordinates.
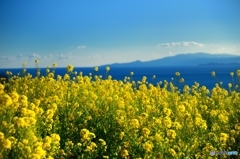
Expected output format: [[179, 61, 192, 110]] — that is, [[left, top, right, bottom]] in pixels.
[[1, 66, 239, 90]]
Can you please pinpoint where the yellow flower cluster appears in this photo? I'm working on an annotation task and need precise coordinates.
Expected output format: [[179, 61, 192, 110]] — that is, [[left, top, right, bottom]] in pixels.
[[0, 62, 240, 158]]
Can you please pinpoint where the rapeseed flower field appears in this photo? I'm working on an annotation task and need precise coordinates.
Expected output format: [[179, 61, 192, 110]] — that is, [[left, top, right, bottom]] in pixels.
[[0, 61, 240, 159]]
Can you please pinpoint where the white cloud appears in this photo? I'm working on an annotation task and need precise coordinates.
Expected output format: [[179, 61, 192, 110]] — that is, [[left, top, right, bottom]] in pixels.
[[41, 54, 55, 60], [17, 54, 23, 58], [78, 45, 86, 49], [158, 41, 204, 47], [159, 43, 171, 47], [217, 45, 240, 54], [0, 55, 18, 60], [58, 54, 65, 59], [28, 53, 42, 59]]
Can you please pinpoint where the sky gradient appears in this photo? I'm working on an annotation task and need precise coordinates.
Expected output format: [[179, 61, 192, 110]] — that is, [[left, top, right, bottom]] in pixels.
[[0, 0, 240, 68]]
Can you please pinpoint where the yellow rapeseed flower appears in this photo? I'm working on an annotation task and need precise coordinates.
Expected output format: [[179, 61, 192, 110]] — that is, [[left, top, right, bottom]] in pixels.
[[163, 117, 172, 128], [141, 113, 148, 118], [118, 100, 125, 109], [237, 69, 240, 77], [120, 149, 129, 158], [212, 123, 220, 131], [0, 132, 4, 140], [210, 110, 218, 117], [163, 108, 172, 116], [194, 117, 202, 126], [80, 129, 91, 141], [218, 113, 228, 123], [14, 117, 25, 127], [155, 133, 163, 141], [51, 133, 60, 141], [0, 83, 4, 91], [220, 133, 229, 143], [167, 129, 177, 139], [46, 109, 54, 119], [89, 142, 97, 150], [142, 141, 154, 152], [211, 71, 216, 77], [175, 72, 180, 77], [173, 122, 182, 130], [25, 117, 36, 125], [48, 72, 54, 78], [66, 64, 74, 72], [179, 78, 184, 83], [63, 74, 70, 80], [0, 93, 13, 106], [142, 127, 151, 137], [52, 63, 57, 68], [22, 139, 29, 145], [107, 75, 112, 80], [33, 146, 46, 158], [201, 86, 207, 91], [200, 105, 208, 111], [106, 66, 110, 71], [107, 96, 113, 103], [119, 132, 124, 140], [22, 62, 27, 67], [99, 139, 106, 146], [10, 91, 19, 103], [130, 119, 140, 129], [228, 83, 232, 88], [18, 95, 28, 106], [3, 138, 12, 149], [234, 123, 240, 130], [178, 105, 185, 113], [168, 148, 177, 157], [94, 66, 99, 72]]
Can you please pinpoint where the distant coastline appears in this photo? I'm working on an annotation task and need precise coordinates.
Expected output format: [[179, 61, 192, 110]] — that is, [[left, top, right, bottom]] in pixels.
[[198, 62, 240, 66]]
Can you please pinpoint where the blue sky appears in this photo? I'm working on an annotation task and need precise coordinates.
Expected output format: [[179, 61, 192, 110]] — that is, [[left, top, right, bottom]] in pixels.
[[0, 0, 240, 68]]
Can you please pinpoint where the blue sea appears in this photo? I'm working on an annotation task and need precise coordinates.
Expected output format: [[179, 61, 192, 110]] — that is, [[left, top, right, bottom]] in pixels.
[[1, 66, 240, 90]]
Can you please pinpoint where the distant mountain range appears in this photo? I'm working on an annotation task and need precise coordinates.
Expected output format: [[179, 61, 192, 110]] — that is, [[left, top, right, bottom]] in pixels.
[[100, 52, 240, 67]]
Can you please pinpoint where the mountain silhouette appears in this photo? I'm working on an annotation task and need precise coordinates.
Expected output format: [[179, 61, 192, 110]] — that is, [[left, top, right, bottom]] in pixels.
[[100, 52, 240, 67]]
